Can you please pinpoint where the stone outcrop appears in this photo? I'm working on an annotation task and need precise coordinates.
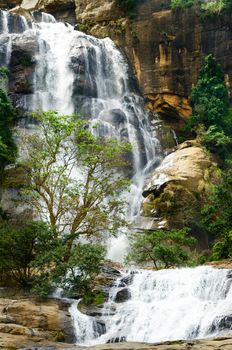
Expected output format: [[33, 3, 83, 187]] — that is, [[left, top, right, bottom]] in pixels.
[[0, 0, 19, 9], [75, 0, 232, 126], [10, 0, 76, 24], [0, 297, 75, 348], [140, 140, 219, 232]]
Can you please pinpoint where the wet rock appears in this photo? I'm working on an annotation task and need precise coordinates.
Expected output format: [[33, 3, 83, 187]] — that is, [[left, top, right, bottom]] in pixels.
[[93, 320, 106, 336], [78, 304, 116, 317], [7, 33, 38, 96], [99, 109, 127, 125], [209, 315, 232, 333], [114, 288, 131, 303], [107, 336, 127, 343]]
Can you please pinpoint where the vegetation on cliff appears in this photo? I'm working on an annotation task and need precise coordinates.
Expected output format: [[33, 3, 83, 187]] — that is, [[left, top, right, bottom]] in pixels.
[[184, 55, 232, 261], [131, 54, 232, 266], [0, 110, 130, 295], [186, 54, 231, 160], [171, 0, 232, 15]]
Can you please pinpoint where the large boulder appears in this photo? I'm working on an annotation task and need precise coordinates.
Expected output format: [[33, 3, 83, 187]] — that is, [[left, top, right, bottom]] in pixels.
[[0, 297, 75, 348], [141, 140, 219, 230], [75, 0, 123, 24], [11, 0, 76, 24]]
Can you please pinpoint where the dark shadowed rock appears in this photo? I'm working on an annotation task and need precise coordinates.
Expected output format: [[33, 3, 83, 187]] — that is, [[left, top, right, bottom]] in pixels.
[[114, 288, 131, 303]]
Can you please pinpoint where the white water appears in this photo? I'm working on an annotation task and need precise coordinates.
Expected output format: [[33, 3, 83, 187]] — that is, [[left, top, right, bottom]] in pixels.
[[70, 266, 232, 345]]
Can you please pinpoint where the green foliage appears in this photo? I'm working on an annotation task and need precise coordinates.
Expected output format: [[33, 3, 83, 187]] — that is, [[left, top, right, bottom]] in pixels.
[[170, 0, 232, 14], [186, 54, 231, 159], [200, 0, 232, 17], [200, 167, 232, 260], [211, 231, 232, 260], [0, 71, 17, 172], [171, 0, 194, 9], [119, 0, 138, 18], [201, 168, 232, 237], [0, 218, 106, 295], [0, 221, 53, 288], [125, 228, 196, 269], [18, 110, 130, 246], [32, 240, 106, 297], [1, 110, 130, 294], [59, 243, 106, 297]]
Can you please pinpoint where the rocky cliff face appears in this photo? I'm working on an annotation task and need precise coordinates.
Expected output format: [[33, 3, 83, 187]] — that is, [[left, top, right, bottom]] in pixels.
[[7, 1, 232, 127], [75, 0, 232, 128]]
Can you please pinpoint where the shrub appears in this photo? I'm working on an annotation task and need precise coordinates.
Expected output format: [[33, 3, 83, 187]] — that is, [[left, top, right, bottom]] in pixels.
[[171, 0, 194, 9], [119, 0, 138, 18], [125, 228, 196, 269]]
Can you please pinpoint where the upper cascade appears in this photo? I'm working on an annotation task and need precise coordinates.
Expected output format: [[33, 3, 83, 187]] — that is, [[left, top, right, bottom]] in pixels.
[[0, 9, 162, 260]]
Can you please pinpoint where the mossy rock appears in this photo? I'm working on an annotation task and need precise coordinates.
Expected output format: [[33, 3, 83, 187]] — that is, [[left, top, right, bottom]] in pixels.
[[153, 183, 200, 226]]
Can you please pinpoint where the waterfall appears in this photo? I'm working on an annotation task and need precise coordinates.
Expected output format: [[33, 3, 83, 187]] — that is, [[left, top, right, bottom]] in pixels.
[[3, 11, 229, 347], [0, 10, 162, 260], [70, 266, 232, 345]]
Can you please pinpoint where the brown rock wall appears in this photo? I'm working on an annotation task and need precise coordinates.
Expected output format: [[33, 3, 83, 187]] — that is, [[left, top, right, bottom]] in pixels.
[[75, 0, 232, 123], [0, 297, 75, 348]]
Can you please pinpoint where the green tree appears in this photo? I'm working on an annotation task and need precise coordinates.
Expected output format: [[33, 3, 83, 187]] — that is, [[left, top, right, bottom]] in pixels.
[[35, 242, 106, 298], [125, 228, 196, 269], [187, 54, 229, 129], [18, 110, 130, 251], [201, 168, 232, 237], [186, 54, 231, 158], [0, 219, 106, 295], [0, 221, 53, 288]]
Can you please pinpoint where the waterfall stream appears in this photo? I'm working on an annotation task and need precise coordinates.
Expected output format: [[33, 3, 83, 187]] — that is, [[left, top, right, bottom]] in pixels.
[[1, 10, 232, 347], [0, 9, 162, 260], [70, 266, 232, 345]]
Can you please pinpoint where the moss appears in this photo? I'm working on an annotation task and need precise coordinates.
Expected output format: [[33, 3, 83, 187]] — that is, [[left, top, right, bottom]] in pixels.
[[79, 22, 90, 33], [93, 291, 105, 305], [52, 330, 65, 342], [153, 183, 199, 227]]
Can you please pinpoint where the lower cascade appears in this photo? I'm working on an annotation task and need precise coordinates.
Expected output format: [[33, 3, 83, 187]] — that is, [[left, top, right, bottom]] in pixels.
[[70, 266, 232, 345]]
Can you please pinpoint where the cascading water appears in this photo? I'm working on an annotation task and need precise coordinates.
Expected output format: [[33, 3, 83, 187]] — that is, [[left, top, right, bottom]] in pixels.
[[0, 10, 161, 260], [71, 266, 232, 345], [2, 10, 232, 347]]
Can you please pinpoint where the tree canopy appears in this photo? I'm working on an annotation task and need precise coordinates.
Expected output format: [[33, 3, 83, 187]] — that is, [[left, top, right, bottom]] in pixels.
[[18, 111, 130, 249], [125, 229, 196, 269]]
